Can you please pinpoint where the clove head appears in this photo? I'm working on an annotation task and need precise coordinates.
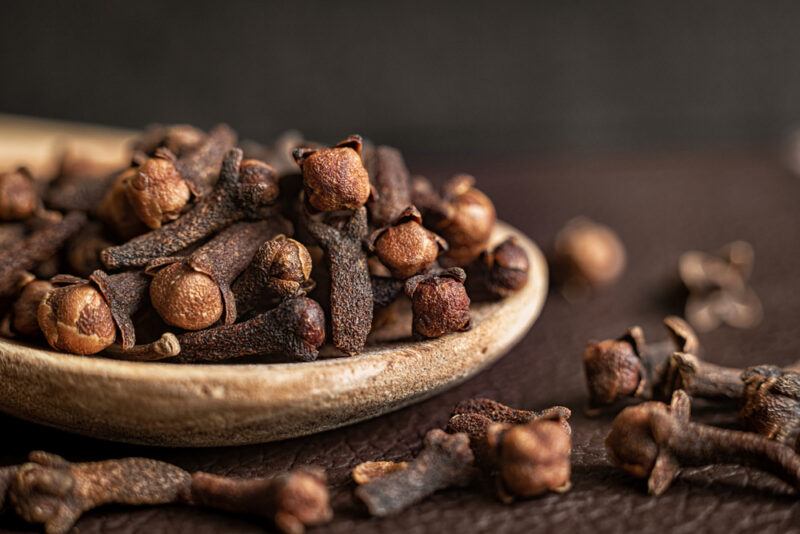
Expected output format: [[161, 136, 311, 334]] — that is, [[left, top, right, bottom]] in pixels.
[[0, 167, 38, 221], [255, 235, 314, 297], [481, 237, 530, 296], [37, 283, 116, 355], [371, 206, 445, 279], [96, 168, 148, 240], [740, 365, 800, 446], [583, 334, 645, 407], [293, 135, 370, 212], [405, 268, 471, 338], [237, 159, 281, 208], [554, 217, 626, 290], [11, 280, 54, 337], [150, 262, 223, 331], [436, 175, 496, 267], [487, 419, 572, 500], [126, 150, 191, 229]]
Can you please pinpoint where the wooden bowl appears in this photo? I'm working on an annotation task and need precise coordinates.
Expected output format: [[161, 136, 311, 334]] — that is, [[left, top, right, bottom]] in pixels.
[[0, 222, 546, 446]]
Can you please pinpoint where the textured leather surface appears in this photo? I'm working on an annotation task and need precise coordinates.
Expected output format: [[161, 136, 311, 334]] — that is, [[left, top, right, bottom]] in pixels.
[[3, 150, 800, 533]]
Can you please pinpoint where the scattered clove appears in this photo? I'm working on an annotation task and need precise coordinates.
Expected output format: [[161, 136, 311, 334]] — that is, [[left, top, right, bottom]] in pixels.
[[553, 217, 626, 295], [232, 232, 314, 318], [102, 149, 279, 269], [125, 124, 237, 228], [354, 429, 477, 517], [740, 365, 800, 448], [0, 167, 39, 221], [293, 135, 370, 212], [364, 145, 412, 228], [8, 451, 192, 534], [189, 468, 332, 534], [368, 206, 446, 279], [38, 270, 149, 354], [147, 220, 281, 330], [302, 206, 372, 355], [0, 211, 87, 298], [606, 390, 800, 495], [583, 316, 698, 411], [679, 240, 762, 332], [404, 267, 471, 339], [174, 296, 325, 363]]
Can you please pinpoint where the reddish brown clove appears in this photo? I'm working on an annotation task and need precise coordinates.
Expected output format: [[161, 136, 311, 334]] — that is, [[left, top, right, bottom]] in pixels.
[[354, 429, 477, 517], [148, 220, 280, 330], [293, 135, 370, 212], [404, 267, 471, 339], [189, 468, 332, 534], [740, 365, 800, 448], [606, 390, 800, 495], [554, 217, 626, 294], [96, 168, 149, 240], [8, 451, 191, 534], [125, 124, 237, 228], [480, 237, 530, 297], [364, 145, 412, 227], [583, 316, 698, 411], [3, 278, 53, 338], [174, 296, 325, 363], [38, 270, 149, 354], [0, 211, 87, 298], [0, 167, 39, 221], [232, 232, 314, 318], [368, 206, 446, 279], [452, 397, 572, 430], [45, 152, 119, 212], [102, 149, 279, 269], [302, 207, 372, 355]]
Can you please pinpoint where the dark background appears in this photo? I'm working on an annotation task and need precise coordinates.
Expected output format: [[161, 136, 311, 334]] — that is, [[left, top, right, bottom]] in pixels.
[[3, 1, 800, 154]]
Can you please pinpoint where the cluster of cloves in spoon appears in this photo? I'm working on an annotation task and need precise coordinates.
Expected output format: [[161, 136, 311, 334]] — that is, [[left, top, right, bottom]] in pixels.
[[0, 124, 531, 360]]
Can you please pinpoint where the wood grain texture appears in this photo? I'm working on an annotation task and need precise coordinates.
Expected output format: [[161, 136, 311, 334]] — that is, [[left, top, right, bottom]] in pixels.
[[0, 222, 546, 447]]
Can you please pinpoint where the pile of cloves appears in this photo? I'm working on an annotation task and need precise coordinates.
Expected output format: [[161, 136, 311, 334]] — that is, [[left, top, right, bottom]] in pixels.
[[0, 125, 531, 360]]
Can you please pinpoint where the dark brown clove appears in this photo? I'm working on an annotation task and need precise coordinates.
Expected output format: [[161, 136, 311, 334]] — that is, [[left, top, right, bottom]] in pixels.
[[232, 232, 314, 318], [133, 123, 207, 160], [452, 397, 572, 429], [479, 237, 530, 297], [364, 145, 412, 228], [45, 152, 119, 212], [293, 135, 370, 212], [8, 451, 191, 534], [174, 296, 325, 363], [102, 149, 279, 269], [148, 220, 281, 330], [679, 240, 762, 332], [606, 390, 800, 495], [125, 124, 237, 229], [3, 278, 53, 338], [661, 352, 748, 401], [368, 206, 446, 279], [65, 222, 113, 277], [583, 316, 698, 411], [0, 211, 86, 298], [554, 217, 626, 294], [740, 365, 800, 448], [189, 468, 332, 534], [371, 275, 406, 310], [354, 429, 477, 517], [0, 167, 39, 221], [404, 267, 471, 339], [302, 206, 372, 355], [95, 167, 149, 240], [38, 270, 149, 354]]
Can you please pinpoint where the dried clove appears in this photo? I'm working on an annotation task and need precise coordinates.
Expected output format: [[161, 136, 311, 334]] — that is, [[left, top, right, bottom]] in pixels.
[[148, 220, 281, 330], [38, 270, 149, 354], [606, 390, 800, 495], [3, 278, 53, 338], [480, 237, 530, 297], [302, 207, 372, 355], [679, 240, 762, 332], [452, 397, 572, 429], [95, 167, 149, 240], [293, 135, 370, 212], [404, 267, 471, 339], [368, 206, 446, 279], [232, 232, 314, 318], [189, 468, 332, 534], [364, 145, 412, 227], [8, 451, 191, 534], [354, 429, 477, 517], [103, 332, 181, 361], [174, 296, 325, 363], [739, 365, 800, 448], [102, 149, 279, 269], [370, 275, 406, 309], [553, 217, 626, 294], [0, 167, 39, 221], [0, 211, 87, 298], [45, 152, 119, 212], [661, 352, 747, 401], [125, 124, 237, 228], [65, 222, 113, 277], [583, 316, 698, 411], [133, 123, 207, 160]]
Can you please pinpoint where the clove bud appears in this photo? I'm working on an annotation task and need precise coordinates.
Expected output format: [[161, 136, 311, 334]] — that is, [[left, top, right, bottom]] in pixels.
[[368, 206, 446, 279], [0, 167, 39, 221], [554, 217, 626, 294], [404, 267, 471, 339]]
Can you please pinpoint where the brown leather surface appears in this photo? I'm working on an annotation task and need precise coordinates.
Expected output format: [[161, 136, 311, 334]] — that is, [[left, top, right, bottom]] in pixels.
[[3, 149, 800, 532]]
